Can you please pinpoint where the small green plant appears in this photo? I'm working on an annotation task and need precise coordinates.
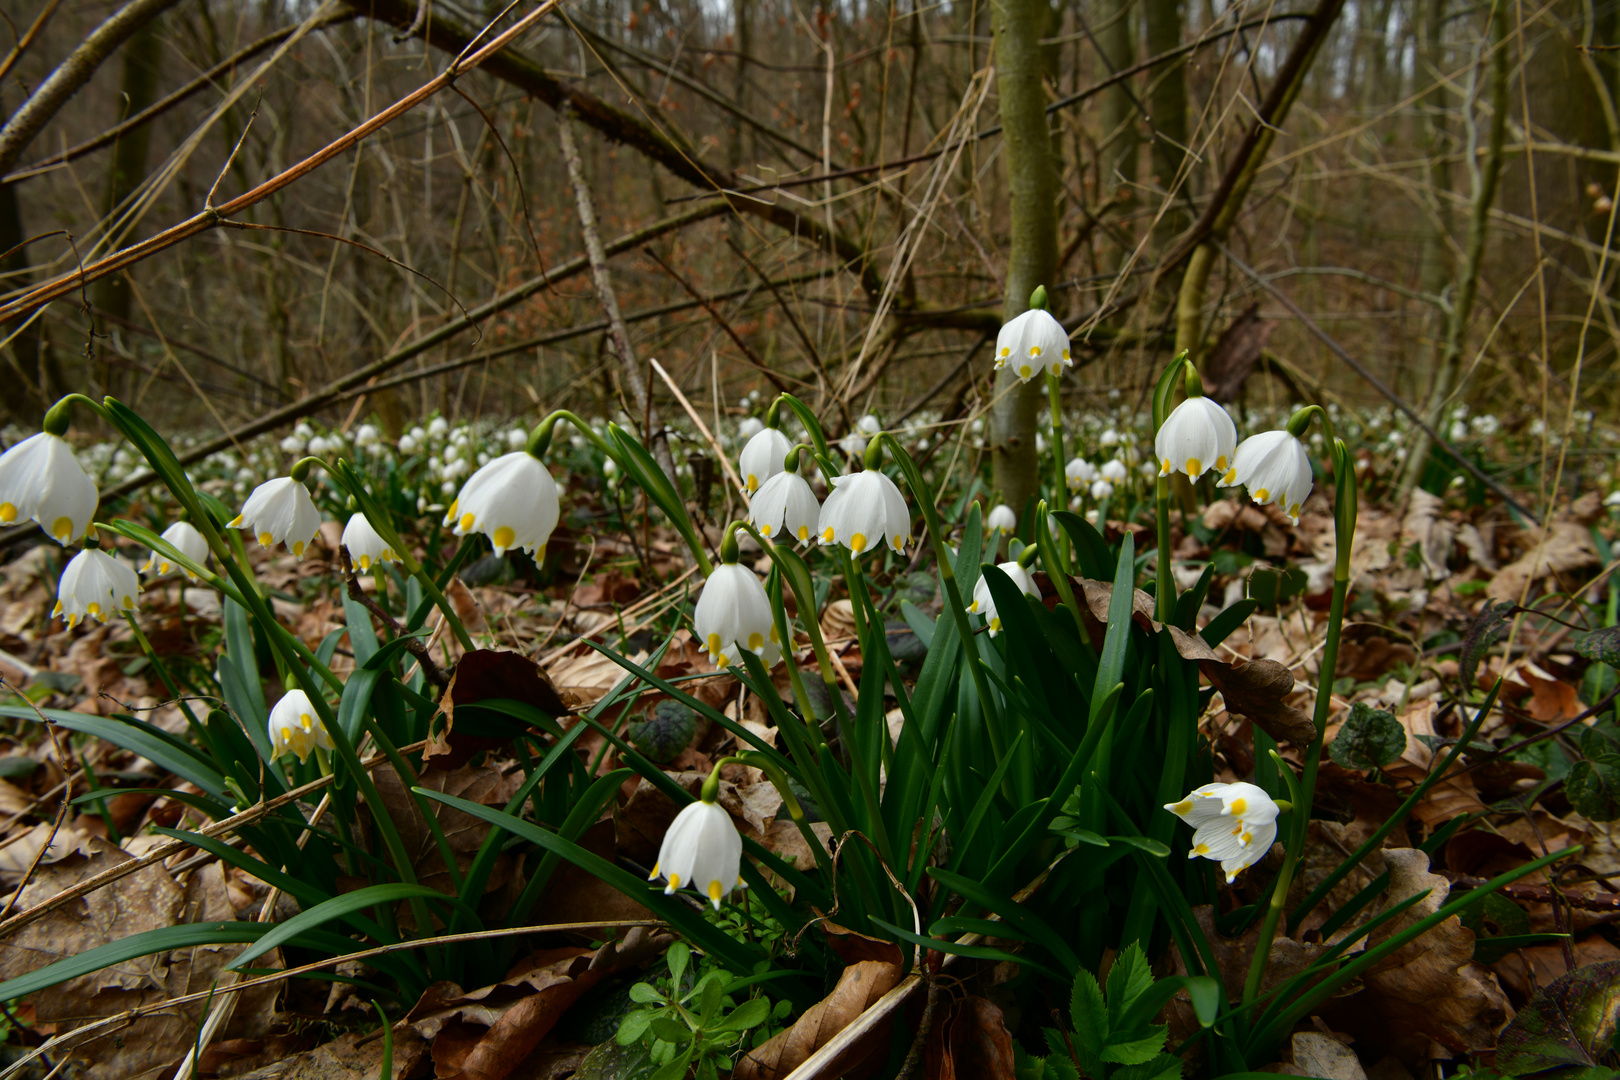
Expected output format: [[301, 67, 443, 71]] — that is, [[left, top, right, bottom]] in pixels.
[[615, 942, 785, 1080]]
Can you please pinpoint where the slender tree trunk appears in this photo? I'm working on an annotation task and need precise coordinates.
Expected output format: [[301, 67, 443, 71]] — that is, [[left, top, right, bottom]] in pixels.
[[992, 0, 1061, 514], [1098, 0, 1138, 257], [1401, 0, 1508, 492], [1145, 0, 1187, 243]]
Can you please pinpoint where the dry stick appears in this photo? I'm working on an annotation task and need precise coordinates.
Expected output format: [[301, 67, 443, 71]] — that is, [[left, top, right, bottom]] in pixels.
[[649, 358, 746, 497], [1, 8, 362, 186], [0, 920, 667, 1080], [724, 237, 846, 425], [0, 740, 427, 944], [1218, 245, 1535, 520], [642, 248, 797, 394], [893, 335, 992, 425], [0, 0, 566, 322], [0, 0, 64, 87], [0, 681, 78, 924]]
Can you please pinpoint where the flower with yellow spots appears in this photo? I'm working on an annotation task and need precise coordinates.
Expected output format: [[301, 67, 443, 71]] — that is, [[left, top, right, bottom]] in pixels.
[[1155, 396, 1237, 481], [818, 470, 910, 556], [992, 307, 1071, 384], [693, 562, 781, 669], [967, 561, 1039, 637], [1164, 781, 1280, 883], [55, 545, 139, 628], [267, 689, 333, 764], [986, 503, 1017, 535], [1218, 430, 1314, 525], [230, 476, 321, 558], [442, 451, 559, 560], [748, 470, 820, 545], [142, 521, 209, 581], [341, 512, 400, 571], [0, 431, 98, 546], [738, 426, 792, 495], [649, 797, 744, 911]]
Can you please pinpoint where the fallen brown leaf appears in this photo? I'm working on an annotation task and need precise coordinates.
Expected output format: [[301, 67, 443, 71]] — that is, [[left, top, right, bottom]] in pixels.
[[923, 996, 1017, 1080], [429, 648, 571, 769], [734, 959, 903, 1079]]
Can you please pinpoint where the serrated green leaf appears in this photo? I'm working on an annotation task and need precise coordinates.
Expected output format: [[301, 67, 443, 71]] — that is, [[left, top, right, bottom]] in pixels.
[[1113, 1051, 1185, 1080], [1575, 627, 1620, 668], [1568, 761, 1620, 822], [1106, 943, 1154, 1025], [1328, 702, 1407, 770], [1070, 969, 1108, 1064], [1100, 1025, 1169, 1065]]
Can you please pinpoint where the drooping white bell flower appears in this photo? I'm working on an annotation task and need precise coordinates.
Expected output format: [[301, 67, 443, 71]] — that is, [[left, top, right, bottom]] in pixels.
[[1164, 781, 1280, 883], [693, 563, 781, 669], [856, 414, 882, 436], [1100, 428, 1121, 447], [650, 798, 744, 910], [819, 470, 910, 556], [749, 471, 820, 545], [230, 477, 321, 557], [341, 512, 400, 571], [1090, 479, 1115, 500], [993, 308, 1071, 383], [444, 452, 560, 559], [737, 417, 765, 440], [267, 689, 334, 764], [837, 432, 868, 458], [967, 561, 1040, 636], [55, 547, 139, 627], [1220, 430, 1314, 524], [142, 521, 209, 581], [986, 504, 1017, 534], [738, 427, 793, 495], [0, 432, 98, 546], [1156, 397, 1238, 481], [1100, 458, 1128, 482], [1065, 458, 1097, 491], [355, 424, 381, 447]]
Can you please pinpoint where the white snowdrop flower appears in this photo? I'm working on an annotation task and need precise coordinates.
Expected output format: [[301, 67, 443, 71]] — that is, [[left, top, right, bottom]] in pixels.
[[443, 444, 460, 462], [444, 452, 559, 559], [278, 435, 304, 455], [1100, 427, 1121, 447], [694, 563, 781, 668], [230, 477, 321, 557], [857, 415, 882, 435], [1069, 495, 1083, 511], [838, 432, 868, 458], [428, 417, 449, 437], [1065, 458, 1097, 490], [967, 561, 1039, 636], [267, 689, 333, 764], [54, 547, 139, 627], [1220, 430, 1314, 524], [0, 432, 98, 545], [1606, 490, 1620, 508], [1100, 458, 1127, 482], [356, 424, 380, 447], [1449, 421, 1469, 442], [476, 452, 489, 466], [737, 417, 765, 440], [309, 435, 332, 457], [1036, 433, 1047, 454], [1164, 782, 1280, 883], [452, 429, 470, 446], [1156, 397, 1238, 480], [440, 480, 456, 495], [342, 513, 399, 571], [398, 435, 418, 454], [293, 423, 314, 440], [738, 427, 792, 494], [602, 458, 618, 478], [993, 308, 1071, 383], [651, 797, 745, 910], [987, 504, 1017, 534], [506, 429, 527, 449], [1472, 414, 1501, 437], [410, 426, 426, 440], [142, 521, 209, 581], [971, 418, 984, 434], [736, 397, 752, 412], [749, 471, 820, 544], [113, 448, 133, 466], [1090, 479, 1115, 500], [819, 470, 911, 555]]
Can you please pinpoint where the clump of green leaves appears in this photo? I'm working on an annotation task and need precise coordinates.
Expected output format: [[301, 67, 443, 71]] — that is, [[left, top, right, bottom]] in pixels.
[[616, 942, 785, 1080], [1328, 702, 1406, 770]]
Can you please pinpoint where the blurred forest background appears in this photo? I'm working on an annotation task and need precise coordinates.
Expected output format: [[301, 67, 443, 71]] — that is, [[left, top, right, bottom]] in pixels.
[[0, 0, 1613, 507]]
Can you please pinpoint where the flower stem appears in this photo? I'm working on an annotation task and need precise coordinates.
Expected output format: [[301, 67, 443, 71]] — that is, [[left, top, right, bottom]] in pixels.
[[1155, 475, 1174, 623], [1045, 371, 1070, 574]]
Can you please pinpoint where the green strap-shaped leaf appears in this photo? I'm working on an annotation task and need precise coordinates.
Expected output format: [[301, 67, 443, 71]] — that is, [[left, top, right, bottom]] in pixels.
[[227, 883, 462, 970]]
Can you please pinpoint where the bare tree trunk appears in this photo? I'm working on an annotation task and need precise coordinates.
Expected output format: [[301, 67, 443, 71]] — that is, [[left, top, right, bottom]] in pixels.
[[1401, 0, 1508, 492], [1098, 0, 1138, 258], [992, 0, 1061, 515], [1145, 0, 1187, 243]]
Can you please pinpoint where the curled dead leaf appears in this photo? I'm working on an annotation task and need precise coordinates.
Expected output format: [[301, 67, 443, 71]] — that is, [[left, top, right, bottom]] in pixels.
[[923, 996, 1018, 1080], [429, 648, 570, 769], [733, 959, 903, 1079]]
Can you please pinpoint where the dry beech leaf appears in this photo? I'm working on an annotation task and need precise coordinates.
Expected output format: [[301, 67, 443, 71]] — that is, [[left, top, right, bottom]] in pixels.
[[429, 648, 571, 769], [1488, 520, 1602, 603], [821, 599, 858, 644], [1053, 575, 1317, 745], [734, 959, 903, 1079], [923, 996, 1018, 1080], [1402, 489, 1456, 581], [1381, 703, 1488, 826], [408, 927, 668, 1080], [372, 760, 521, 914]]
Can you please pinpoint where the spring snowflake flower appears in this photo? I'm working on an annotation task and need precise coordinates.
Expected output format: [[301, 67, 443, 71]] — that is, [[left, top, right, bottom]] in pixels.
[[428, 417, 449, 438], [694, 563, 781, 668], [55, 547, 139, 627], [231, 477, 321, 557], [1156, 398, 1238, 480], [987, 504, 1017, 534], [1220, 430, 1314, 524], [342, 513, 400, 570], [1164, 782, 1280, 883], [0, 432, 98, 545], [738, 427, 792, 494], [737, 417, 765, 440], [967, 561, 1039, 636], [268, 689, 333, 764], [142, 521, 209, 581], [994, 309, 1071, 383], [1090, 479, 1115, 500], [1100, 428, 1121, 447], [1100, 459, 1127, 483], [749, 471, 820, 544], [444, 452, 560, 559], [1065, 458, 1097, 491], [819, 470, 910, 555], [651, 798, 744, 910], [355, 424, 381, 447], [856, 415, 882, 436], [399, 434, 419, 454], [838, 432, 868, 458]]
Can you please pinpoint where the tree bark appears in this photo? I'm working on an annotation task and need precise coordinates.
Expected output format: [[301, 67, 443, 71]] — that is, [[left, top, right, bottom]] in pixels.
[[991, 0, 1061, 514], [1145, 0, 1187, 243], [93, 11, 164, 345]]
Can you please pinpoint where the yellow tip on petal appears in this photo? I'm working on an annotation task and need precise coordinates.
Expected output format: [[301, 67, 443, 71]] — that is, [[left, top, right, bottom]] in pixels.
[[989, 617, 1002, 632], [822, 526, 835, 543], [1018, 365, 1033, 379], [0, 503, 13, 523], [1253, 488, 1269, 503], [707, 632, 723, 658], [797, 526, 809, 541], [1222, 468, 1237, 484], [1216, 455, 1229, 470], [459, 512, 476, 532], [1194, 843, 1211, 855], [708, 880, 723, 904], [358, 554, 371, 569], [291, 540, 305, 556], [849, 532, 867, 553], [121, 595, 133, 610], [257, 532, 273, 548], [86, 602, 100, 618], [748, 632, 764, 650], [227, 514, 243, 528], [666, 872, 681, 890], [1168, 799, 1193, 815], [649, 862, 661, 881], [51, 517, 72, 542], [1229, 797, 1247, 816], [492, 525, 515, 551], [1185, 457, 1202, 477], [759, 523, 772, 537]]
